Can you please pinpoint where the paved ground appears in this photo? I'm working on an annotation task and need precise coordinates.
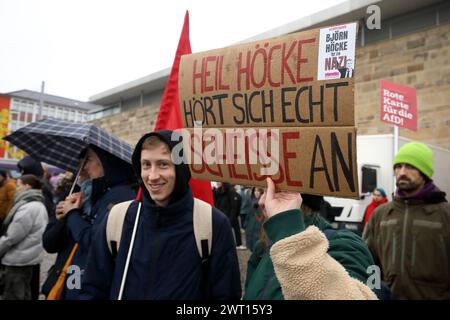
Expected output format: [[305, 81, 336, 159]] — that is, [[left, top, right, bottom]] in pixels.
[[237, 247, 251, 294], [39, 252, 56, 300]]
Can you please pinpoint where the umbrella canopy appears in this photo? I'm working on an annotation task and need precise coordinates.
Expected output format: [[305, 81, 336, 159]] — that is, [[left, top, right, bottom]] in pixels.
[[3, 119, 134, 172]]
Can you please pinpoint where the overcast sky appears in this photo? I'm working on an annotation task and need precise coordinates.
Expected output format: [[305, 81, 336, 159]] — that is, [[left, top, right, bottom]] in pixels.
[[0, 0, 345, 102]]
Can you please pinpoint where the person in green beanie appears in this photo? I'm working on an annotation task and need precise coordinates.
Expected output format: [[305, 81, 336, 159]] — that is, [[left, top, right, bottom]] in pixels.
[[363, 141, 450, 299]]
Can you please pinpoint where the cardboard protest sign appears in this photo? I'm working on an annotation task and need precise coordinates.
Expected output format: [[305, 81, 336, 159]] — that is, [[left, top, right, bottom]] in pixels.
[[177, 22, 359, 198], [178, 126, 359, 198], [380, 80, 417, 131], [179, 23, 357, 128]]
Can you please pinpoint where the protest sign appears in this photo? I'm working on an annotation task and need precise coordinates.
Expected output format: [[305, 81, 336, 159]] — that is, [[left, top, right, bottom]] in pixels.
[[179, 23, 357, 128], [317, 23, 357, 80], [178, 22, 359, 198], [380, 80, 417, 131], [178, 126, 358, 198]]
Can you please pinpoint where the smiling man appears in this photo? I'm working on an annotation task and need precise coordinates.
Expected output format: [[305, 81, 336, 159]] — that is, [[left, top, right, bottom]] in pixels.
[[140, 138, 176, 206], [363, 142, 450, 299], [81, 130, 241, 300]]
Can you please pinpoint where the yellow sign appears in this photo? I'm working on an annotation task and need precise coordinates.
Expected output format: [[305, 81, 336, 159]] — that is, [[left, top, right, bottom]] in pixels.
[[0, 96, 25, 159]]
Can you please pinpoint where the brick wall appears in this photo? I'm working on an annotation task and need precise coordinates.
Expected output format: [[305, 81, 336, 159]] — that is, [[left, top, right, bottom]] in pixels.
[[355, 23, 450, 149], [93, 23, 450, 150], [92, 103, 159, 147]]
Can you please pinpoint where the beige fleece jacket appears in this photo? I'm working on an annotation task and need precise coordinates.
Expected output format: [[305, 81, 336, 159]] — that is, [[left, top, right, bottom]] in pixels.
[[270, 226, 377, 300]]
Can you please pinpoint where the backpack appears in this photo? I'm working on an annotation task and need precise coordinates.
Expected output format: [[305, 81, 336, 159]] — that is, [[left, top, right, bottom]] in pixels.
[[106, 198, 213, 299]]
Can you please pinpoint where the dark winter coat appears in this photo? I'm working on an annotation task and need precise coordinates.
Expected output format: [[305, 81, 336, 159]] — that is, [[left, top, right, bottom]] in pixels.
[[81, 131, 241, 300], [363, 182, 450, 299], [63, 146, 135, 299], [214, 184, 241, 223], [41, 212, 75, 297]]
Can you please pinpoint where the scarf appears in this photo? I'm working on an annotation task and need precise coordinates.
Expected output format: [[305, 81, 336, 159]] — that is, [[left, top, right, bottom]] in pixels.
[[0, 189, 44, 236], [396, 182, 443, 202]]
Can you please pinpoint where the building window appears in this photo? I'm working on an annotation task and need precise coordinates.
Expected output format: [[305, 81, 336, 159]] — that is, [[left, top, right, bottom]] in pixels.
[[87, 104, 121, 121], [68, 110, 75, 121]]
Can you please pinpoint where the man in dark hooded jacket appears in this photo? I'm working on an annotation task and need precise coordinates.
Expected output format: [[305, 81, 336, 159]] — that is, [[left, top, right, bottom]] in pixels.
[[81, 130, 241, 300], [55, 146, 135, 299]]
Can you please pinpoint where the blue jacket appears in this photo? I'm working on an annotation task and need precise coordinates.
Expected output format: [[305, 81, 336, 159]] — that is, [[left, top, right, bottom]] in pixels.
[[81, 189, 241, 300], [41, 212, 75, 297], [65, 183, 135, 299]]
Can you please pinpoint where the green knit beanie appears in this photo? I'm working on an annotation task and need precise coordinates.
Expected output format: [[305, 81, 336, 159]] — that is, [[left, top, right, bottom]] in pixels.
[[393, 142, 434, 178]]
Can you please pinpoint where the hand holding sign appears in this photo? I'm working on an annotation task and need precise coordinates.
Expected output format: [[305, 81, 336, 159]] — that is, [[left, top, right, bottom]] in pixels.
[[260, 177, 302, 219]]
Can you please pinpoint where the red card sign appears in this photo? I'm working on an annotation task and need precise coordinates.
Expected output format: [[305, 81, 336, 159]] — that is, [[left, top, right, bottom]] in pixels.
[[380, 80, 417, 131]]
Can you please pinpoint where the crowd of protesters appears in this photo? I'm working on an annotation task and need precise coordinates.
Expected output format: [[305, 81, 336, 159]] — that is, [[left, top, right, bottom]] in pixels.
[[0, 133, 448, 300]]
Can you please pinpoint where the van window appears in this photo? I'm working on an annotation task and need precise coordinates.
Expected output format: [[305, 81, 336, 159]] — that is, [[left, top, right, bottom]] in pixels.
[[361, 165, 378, 193]]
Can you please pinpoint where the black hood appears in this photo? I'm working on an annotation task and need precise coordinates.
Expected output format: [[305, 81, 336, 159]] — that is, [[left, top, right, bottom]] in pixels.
[[132, 130, 191, 204], [217, 182, 232, 193], [17, 156, 44, 178], [88, 145, 136, 204]]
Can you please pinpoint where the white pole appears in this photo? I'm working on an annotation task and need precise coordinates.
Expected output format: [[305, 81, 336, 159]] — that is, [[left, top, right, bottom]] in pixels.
[[118, 202, 141, 300], [393, 125, 399, 196]]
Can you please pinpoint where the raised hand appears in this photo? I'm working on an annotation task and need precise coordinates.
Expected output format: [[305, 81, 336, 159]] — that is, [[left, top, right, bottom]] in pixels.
[[55, 192, 83, 220], [259, 177, 302, 219]]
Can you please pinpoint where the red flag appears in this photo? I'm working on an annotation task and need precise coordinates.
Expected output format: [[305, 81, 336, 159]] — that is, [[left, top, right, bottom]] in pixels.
[[153, 11, 214, 205]]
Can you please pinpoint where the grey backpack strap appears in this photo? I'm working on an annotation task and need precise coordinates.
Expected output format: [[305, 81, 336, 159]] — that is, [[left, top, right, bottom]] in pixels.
[[106, 200, 133, 256]]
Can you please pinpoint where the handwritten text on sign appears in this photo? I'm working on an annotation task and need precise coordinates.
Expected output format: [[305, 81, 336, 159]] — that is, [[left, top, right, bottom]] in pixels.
[[177, 23, 359, 198], [179, 24, 356, 128], [179, 126, 358, 198]]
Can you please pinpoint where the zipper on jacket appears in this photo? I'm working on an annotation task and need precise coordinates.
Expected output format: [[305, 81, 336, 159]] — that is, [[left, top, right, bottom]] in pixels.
[[401, 200, 409, 281]]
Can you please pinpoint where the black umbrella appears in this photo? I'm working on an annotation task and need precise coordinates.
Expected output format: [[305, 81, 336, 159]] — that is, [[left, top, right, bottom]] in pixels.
[[3, 119, 134, 172]]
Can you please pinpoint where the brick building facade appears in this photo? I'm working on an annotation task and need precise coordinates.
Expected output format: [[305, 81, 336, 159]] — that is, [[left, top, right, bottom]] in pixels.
[[355, 23, 450, 149]]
